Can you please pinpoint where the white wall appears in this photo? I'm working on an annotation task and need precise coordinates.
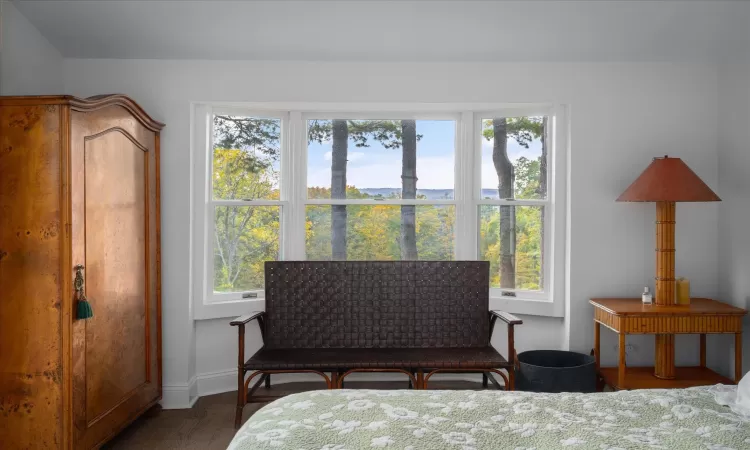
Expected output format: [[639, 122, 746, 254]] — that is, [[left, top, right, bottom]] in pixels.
[[0, 1, 63, 94], [62, 60, 722, 407], [718, 63, 750, 377]]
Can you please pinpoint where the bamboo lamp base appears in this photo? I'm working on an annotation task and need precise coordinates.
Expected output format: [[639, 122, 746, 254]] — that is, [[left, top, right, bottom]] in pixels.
[[654, 334, 676, 379], [654, 201, 677, 379], [655, 201, 676, 306]]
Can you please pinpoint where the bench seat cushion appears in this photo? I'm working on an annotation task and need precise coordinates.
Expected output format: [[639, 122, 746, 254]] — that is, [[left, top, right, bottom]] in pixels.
[[244, 347, 509, 371]]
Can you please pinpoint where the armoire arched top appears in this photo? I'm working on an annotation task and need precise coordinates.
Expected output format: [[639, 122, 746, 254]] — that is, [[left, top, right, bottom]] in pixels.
[[0, 94, 165, 132]]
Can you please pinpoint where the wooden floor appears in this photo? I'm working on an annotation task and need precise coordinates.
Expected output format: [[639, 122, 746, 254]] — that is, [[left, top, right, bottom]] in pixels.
[[103, 379, 486, 449]]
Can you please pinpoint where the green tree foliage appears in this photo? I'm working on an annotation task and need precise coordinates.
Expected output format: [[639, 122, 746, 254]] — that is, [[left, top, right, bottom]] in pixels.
[[214, 115, 280, 172], [305, 189, 454, 262], [212, 148, 280, 292]]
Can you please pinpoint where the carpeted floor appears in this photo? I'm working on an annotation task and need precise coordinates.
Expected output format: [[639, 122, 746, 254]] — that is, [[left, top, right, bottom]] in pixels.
[[103, 379, 486, 449]]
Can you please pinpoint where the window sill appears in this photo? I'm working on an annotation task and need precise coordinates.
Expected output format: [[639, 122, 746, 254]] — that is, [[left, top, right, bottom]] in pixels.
[[194, 296, 564, 321], [194, 298, 265, 321], [489, 296, 564, 318]]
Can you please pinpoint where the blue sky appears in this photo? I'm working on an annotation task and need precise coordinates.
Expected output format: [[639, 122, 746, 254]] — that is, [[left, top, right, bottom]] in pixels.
[[306, 120, 542, 190]]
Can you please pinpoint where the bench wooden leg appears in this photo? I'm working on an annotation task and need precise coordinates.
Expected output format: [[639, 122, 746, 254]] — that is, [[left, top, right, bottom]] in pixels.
[[486, 371, 507, 390], [508, 367, 515, 391], [234, 370, 246, 429], [482, 373, 488, 388], [237, 369, 331, 421], [416, 370, 424, 390], [235, 369, 245, 428], [265, 374, 271, 389], [235, 324, 247, 429], [331, 371, 339, 389]]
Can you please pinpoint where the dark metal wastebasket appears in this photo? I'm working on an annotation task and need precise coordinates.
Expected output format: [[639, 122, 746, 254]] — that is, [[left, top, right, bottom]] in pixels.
[[516, 350, 596, 393]]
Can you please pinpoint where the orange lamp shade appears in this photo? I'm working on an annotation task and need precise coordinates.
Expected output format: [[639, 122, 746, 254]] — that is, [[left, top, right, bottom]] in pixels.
[[617, 156, 721, 202]]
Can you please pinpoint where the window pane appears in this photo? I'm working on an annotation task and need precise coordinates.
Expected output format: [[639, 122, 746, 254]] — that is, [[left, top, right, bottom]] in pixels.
[[212, 114, 280, 200], [480, 116, 548, 200], [306, 205, 455, 261], [213, 206, 280, 293], [307, 119, 455, 200], [479, 205, 544, 291]]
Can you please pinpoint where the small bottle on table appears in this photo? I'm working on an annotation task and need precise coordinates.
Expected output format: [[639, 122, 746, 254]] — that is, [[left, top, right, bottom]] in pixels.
[[642, 287, 653, 305]]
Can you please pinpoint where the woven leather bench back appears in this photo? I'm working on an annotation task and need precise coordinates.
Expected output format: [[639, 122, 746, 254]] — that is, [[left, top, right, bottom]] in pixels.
[[264, 261, 490, 349]]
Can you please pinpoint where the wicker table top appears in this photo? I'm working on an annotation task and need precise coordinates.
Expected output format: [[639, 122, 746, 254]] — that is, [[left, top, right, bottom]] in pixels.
[[590, 297, 746, 316]]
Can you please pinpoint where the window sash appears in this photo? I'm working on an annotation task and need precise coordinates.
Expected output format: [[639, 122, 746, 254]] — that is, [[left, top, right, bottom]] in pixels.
[[205, 107, 289, 303], [304, 204, 458, 262], [478, 203, 551, 298], [303, 115, 459, 203], [194, 103, 565, 318], [473, 113, 551, 202], [206, 203, 284, 302], [208, 108, 287, 202]]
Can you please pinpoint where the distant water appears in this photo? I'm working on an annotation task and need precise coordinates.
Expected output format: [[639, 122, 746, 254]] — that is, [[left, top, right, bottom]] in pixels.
[[359, 188, 500, 200]]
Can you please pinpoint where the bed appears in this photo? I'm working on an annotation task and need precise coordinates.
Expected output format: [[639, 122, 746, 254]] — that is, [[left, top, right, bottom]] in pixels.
[[228, 387, 750, 449]]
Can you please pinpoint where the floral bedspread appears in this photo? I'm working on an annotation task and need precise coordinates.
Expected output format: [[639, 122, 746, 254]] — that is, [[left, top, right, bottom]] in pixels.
[[228, 387, 750, 449]]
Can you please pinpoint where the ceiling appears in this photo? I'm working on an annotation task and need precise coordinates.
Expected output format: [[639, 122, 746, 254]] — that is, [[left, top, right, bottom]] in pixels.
[[11, 0, 750, 62]]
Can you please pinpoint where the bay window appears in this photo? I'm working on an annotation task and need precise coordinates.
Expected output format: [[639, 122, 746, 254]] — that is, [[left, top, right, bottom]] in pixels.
[[192, 104, 566, 319]]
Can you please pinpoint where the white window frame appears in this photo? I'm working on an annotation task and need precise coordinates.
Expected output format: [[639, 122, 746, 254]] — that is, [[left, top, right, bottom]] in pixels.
[[191, 102, 567, 320], [192, 105, 289, 319], [472, 106, 567, 317]]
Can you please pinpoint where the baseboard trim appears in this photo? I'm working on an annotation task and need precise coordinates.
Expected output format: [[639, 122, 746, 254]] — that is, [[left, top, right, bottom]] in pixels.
[[161, 376, 198, 409], [196, 369, 237, 397]]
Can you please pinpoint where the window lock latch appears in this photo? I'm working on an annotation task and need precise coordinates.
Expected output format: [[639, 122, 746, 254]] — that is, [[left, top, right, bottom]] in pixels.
[[242, 292, 259, 299], [501, 291, 517, 298]]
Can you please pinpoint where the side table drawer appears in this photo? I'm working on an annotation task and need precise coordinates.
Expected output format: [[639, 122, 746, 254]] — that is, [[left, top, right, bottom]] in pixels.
[[595, 308, 743, 334]]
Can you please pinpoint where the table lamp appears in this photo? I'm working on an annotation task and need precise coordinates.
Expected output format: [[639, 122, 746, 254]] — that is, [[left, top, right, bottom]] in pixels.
[[617, 156, 720, 379]]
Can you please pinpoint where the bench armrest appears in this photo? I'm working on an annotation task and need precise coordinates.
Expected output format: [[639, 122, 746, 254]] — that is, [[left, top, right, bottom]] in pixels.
[[490, 310, 523, 326], [230, 311, 265, 326], [489, 310, 523, 389], [231, 311, 267, 371]]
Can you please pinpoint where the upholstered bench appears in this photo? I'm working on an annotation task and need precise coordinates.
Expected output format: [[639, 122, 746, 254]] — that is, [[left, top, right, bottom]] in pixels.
[[230, 261, 522, 428]]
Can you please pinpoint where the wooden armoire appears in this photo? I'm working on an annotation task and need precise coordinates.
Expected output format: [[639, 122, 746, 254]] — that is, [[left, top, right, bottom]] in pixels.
[[0, 95, 163, 449]]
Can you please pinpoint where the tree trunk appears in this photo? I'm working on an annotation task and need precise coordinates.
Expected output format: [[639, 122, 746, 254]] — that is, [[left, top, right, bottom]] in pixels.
[[400, 120, 418, 260], [331, 120, 348, 260], [493, 118, 515, 289], [538, 117, 548, 289]]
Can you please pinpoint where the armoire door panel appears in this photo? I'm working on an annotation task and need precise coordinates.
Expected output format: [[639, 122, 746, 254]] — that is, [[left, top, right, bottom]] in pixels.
[[83, 130, 148, 425], [70, 106, 160, 449]]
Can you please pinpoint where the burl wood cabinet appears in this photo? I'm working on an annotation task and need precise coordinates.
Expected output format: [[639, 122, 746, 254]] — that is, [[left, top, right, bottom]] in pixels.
[[0, 95, 163, 449]]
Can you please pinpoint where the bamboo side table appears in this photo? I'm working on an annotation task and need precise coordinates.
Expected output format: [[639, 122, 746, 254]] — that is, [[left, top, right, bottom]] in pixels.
[[590, 297, 746, 390]]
